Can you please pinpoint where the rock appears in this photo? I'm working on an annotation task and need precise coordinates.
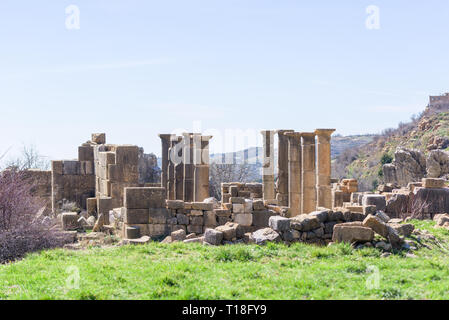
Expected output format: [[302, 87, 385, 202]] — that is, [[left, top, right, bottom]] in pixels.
[[426, 149, 449, 178], [124, 236, 151, 245], [389, 218, 404, 224], [77, 217, 89, 228], [252, 210, 276, 228], [385, 193, 409, 218], [268, 216, 291, 232], [362, 195, 387, 212], [125, 226, 140, 239], [327, 211, 343, 221], [86, 216, 96, 226], [185, 233, 197, 240], [171, 229, 186, 241], [183, 236, 205, 244], [422, 178, 446, 189], [161, 236, 173, 244], [252, 200, 265, 211], [375, 211, 391, 223], [363, 214, 403, 248], [204, 228, 224, 245], [176, 214, 189, 225], [383, 148, 427, 187], [290, 214, 321, 231], [390, 223, 415, 237], [250, 228, 281, 245], [215, 222, 242, 240], [381, 252, 391, 258], [375, 241, 392, 251], [309, 210, 329, 223], [234, 213, 252, 226], [61, 212, 79, 231], [203, 197, 220, 209], [332, 223, 374, 243], [92, 213, 104, 232]]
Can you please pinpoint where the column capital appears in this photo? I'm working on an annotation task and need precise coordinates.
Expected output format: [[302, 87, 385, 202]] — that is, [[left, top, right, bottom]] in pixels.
[[314, 129, 336, 137], [301, 132, 316, 142], [276, 129, 294, 135], [284, 131, 303, 141]]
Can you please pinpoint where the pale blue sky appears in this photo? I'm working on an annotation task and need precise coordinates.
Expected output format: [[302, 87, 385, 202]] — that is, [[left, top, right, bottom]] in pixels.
[[1, 0, 448, 161]]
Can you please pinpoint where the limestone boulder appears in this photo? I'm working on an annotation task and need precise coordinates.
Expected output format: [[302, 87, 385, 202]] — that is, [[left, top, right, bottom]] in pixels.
[[426, 149, 449, 178], [268, 216, 291, 232], [332, 223, 374, 243], [362, 195, 387, 212], [171, 229, 186, 241], [389, 223, 414, 237], [204, 228, 224, 245], [363, 214, 403, 248], [61, 212, 79, 231], [250, 228, 281, 245], [290, 214, 321, 231]]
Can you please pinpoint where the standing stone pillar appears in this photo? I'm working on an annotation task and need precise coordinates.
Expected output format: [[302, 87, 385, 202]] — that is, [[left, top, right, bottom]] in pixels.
[[315, 129, 336, 209], [261, 130, 275, 201], [158, 134, 172, 194], [183, 133, 197, 202], [301, 132, 317, 214], [277, 130, 294, 206], [171, 136, 184, 200], [194, 135, 213, 202], [167, 136, 180, 200], [285, 132, 302, 216]]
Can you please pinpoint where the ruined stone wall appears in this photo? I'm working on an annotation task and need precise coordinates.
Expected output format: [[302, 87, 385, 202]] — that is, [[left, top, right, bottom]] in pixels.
[[51, 160, 95, 212], [220, 182, 263, 203], [24, 169, 52, 213]]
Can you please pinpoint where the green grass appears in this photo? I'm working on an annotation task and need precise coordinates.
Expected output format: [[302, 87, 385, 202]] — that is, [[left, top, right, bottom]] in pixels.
[[1, 221, 449, 300]]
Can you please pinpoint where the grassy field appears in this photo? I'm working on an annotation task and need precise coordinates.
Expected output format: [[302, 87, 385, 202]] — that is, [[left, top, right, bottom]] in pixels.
[[1, 220, 449, 300]]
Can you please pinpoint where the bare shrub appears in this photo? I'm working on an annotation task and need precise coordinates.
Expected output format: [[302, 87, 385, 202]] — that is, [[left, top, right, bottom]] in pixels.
[[0, 169, 70, 263], [4, 144, 50, 171]]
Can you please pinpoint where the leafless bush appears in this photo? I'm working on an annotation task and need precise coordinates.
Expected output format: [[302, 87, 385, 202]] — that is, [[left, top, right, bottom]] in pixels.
[[5, 144, 50, 171], [0, 169, 70, 263]]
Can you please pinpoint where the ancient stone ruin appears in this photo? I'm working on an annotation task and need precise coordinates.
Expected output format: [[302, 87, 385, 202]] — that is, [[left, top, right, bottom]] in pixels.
[[22, 130, 449, 251]]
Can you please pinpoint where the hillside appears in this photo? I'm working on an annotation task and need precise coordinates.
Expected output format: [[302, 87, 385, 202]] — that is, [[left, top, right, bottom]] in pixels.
[[335, 112, 449, 191]]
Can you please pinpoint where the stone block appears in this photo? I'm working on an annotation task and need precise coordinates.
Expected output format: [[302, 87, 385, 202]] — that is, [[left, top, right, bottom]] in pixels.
[[115, 145, 139, 166], [166, 200, 184, 209], [252, 199, 265, 211], [268, 216, 291, 232], [124, 187, 166, 209], [250, 228, 281, 245], [362, 194, 386, 212], [191, 202, 214, 211], [252, 210, 276, 228], [217, 216, 231, 225], [234, 213, 253, 226], [190, 216, 204, 226], [309, 210, 329, 223], [78, 146, 94, 162], [230, 186, 238, 197], [244, 199, 253, 213], [149, 224, 169, 237], [92, 133, 106, 144], [171, 229, 186, 241], [63, 161, 80, 175], [187, 224, 203, 234], [125, 226, 141, 239], [232, 204, 244, 213], [332, 223, 374, 243], [189, 210, 204, 216], [214, 209, 230, 217], [86, 197, 97, 215], [204, 228, 223, 245], [124, 208, 149, 224], [176, 213, 189, 225], [230, 197, 245, 204], [149, 208, 170, 224], [61, 212, 79, 230], [290, 214, 321, 231], [203, 211, 217, 227], [422, 178, 445, 189]]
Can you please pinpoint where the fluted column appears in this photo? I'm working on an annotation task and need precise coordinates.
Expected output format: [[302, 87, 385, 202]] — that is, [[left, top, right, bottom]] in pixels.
[[277, 129, 294, 206], [158, 134, 172, 194], [261, 130, 275, 201], [285, 132, 302, 216], [194, 135, 213, 202], [315, 129, 335, 209], [301, 132, 317, 214]]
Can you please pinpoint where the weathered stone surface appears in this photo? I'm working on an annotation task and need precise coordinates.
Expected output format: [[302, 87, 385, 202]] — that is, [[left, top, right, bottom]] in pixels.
[[176, 213, 189, 225], [375, 211, 391, 223], [363, 214, 403, 248], [426, 149, 449, 178], [253, 199, 265, 211], [252, 210, 276, 228], [327, 210, 343, 221], [149, 208, 170, 224], [422, 178, 445, 189], [187, 224, 203, 234], [171, 229, 186, 241], [124, 208, 149, 224], [362, 195, 387, 211], [203, 211, 217, 227], [215, 222, 243, 240], [123, 236, 151, 245], [234, 214, 252, 226], [183, 236, 205, 243], [204, 228, 223, 245], [61, 212, 79, 230], [342, 210, 365, 222], [251, 228, 281, 245], [191, 202, 214, 211], [389, 223, 414, 237], [309, 210, 329, 223], [332, 223, 374, 243], [190, 216, 204, 226], [232, 204, 244, 213], [290, 214, 321, 231], [230, 197, 245, 204], [166, 200, 184, 209], [268, 216, 291, 232], [383, 148, 427, 187], [125, 226, 141, 239]]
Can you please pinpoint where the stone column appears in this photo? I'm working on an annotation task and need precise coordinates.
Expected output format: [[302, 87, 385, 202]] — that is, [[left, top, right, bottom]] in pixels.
[[194, 135, 212, 202], [301, 132, 317, 214], [261, 130, 275, 201], [183, 133, 198, 202], [315, 129, 335, 209], [158, 134, 172, 194], [167, 136, 179, 200], [172, 136, 184, 200], [276, 130, 294, 206], [285, 132, 302, 216]]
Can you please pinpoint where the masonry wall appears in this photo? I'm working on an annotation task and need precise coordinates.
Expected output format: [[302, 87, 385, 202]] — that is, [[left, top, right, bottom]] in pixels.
[[24, 169, 52, 213]]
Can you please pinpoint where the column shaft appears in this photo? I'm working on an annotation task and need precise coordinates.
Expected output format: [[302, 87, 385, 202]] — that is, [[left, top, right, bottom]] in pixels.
[[261, 130, 275, 201], [158, 134, 172, 194], [285, 133, 302, 216], [193, 135, 212, 202], [315, 129, 335, 209], [277, 130, 294, 206], [301, 132, 317, 214]]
